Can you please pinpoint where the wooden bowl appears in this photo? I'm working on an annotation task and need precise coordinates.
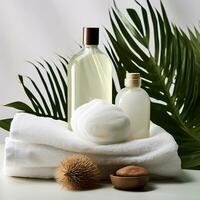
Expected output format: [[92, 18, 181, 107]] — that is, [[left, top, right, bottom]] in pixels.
[[110, 174, 149, 190]]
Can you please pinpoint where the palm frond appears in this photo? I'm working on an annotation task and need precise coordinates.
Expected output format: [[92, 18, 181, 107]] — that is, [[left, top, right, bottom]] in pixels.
[[4, 101, 35, 113], [106, 0, 200, 168], [0, 118, 13, 131], [0, 57, 68, 131]]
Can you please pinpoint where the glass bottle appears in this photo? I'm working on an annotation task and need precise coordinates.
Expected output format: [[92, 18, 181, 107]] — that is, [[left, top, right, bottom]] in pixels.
[[68, 27, 112, 122]]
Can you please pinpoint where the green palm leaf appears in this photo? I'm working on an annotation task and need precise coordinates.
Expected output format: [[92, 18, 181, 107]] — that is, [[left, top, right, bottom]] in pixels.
[[0, 119, 12, 131], [25, 59, 68, 121], [106, 0, 200, 168], [4, 101, 35, 113], [0, 57, 68, 131]]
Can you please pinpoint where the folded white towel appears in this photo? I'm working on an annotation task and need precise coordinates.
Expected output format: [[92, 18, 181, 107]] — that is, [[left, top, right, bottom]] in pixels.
[[5, 113, 181, 179], [71, 99, 131, 144], [5, 167, 56, 179], [6, 138, 179, 179]]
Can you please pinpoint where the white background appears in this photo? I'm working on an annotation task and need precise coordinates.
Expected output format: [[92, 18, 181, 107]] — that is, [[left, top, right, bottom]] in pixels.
[[0, 0, 200, 143]]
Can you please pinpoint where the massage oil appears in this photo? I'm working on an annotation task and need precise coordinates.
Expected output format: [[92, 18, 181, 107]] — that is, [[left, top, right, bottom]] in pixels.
[[68, 27, 112, 122]]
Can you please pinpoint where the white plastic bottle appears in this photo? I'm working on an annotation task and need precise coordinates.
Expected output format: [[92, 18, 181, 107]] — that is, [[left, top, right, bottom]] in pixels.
[[115, 72, 150, 139]]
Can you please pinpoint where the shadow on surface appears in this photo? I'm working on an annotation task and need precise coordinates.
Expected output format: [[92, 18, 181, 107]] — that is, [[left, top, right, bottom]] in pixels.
[[151, 171, 194, 184], [111, 183, 156, 192]]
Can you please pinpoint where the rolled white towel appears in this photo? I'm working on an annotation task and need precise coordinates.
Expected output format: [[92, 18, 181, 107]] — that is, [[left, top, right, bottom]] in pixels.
[[71, 99, 131, 144]]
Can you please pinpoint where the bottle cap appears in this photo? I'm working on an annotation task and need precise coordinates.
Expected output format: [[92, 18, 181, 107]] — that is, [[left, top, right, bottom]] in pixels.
[[126, 73, 140, 80], [83, 27, 99, 45], [125, 72, 141, 87]]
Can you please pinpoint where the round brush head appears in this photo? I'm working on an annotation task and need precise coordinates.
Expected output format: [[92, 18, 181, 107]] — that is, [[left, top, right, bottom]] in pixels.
[[55, 154, 101, 190]]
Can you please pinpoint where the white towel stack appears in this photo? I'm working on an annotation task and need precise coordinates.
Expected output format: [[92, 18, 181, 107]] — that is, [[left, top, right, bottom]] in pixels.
[[4, 111, 181, 179]]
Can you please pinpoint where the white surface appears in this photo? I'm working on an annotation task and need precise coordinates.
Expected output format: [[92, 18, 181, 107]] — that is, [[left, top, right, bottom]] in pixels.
[[1, 0, 200, 142], [0, 145, 200, 200]]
